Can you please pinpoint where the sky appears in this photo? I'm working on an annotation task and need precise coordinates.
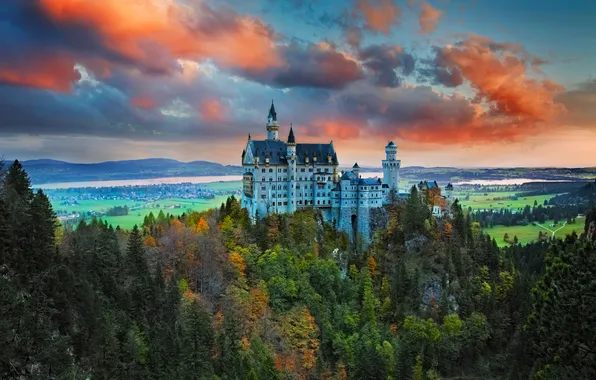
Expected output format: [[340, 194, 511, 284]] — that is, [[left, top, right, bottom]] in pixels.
[[0, 0, 595, 168]]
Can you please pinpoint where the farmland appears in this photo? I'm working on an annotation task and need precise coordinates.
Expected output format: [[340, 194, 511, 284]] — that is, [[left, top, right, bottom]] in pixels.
[[484, 217, 585, 247], [456, 191, 558, 211], [52, 195, 230, 230]]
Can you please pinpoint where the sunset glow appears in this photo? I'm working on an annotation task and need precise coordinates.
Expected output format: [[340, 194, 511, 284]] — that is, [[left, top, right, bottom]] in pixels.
[[0, 0, 594, 167]]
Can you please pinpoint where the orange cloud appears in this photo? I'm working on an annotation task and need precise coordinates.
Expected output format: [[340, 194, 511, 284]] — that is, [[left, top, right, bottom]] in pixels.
[[0, 53, 80, 93], [355, 0, 401, 34], [130, 96, 158, 110], [200, 98, 225, 122], [419, 2, 443, 34], [38, 0, 282, 73], [435, 35, 566, 122], [305, 118, 363, 139]]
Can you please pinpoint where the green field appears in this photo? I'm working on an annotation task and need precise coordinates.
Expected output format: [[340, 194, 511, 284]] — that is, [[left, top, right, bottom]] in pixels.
[[484, 217, 585, 247], [53, 195, 230, 230], [203, 181, 241, 191], [457, 191, 557, 210]]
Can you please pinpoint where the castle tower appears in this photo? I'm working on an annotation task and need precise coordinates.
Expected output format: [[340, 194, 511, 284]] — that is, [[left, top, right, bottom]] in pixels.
[[382, 141, 400, 196], [287, 124, 297, 212], [352, 162, 360, 177], [266, 100, 279, 140]]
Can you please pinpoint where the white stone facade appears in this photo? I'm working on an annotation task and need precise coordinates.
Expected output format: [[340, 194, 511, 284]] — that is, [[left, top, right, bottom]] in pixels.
[[241, 103, 401, 242]]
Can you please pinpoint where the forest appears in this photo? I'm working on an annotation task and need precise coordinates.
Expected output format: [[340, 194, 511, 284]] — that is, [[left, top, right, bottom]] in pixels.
[[1, 159, 595, 380]]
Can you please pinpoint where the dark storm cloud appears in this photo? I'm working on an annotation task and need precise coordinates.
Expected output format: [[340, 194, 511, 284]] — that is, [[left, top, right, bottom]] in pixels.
[[417, 47, 464, 87], [358, 44, 415, 87], [238, 43, 363, 89]]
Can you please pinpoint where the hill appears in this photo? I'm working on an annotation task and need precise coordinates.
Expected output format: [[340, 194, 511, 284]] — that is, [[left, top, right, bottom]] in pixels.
[[22, 158, 243, 185], [19, 157, 596, 186]]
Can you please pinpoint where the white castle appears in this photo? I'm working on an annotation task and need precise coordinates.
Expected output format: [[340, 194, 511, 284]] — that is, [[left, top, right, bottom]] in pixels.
[[241, 102, 401, 242]]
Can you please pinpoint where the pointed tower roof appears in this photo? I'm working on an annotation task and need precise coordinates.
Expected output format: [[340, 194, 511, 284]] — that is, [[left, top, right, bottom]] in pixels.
[[268, 100, 277, 121], [353, 162, 360, 168], [287, 123, 296, 144]]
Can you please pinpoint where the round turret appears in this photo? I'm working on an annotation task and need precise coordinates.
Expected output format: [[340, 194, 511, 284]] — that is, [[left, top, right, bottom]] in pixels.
[[385, 141, 398, 160]]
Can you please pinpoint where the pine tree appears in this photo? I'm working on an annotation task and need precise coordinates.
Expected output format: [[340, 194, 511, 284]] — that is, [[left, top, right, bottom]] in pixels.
[[179, 300, 215, 379]]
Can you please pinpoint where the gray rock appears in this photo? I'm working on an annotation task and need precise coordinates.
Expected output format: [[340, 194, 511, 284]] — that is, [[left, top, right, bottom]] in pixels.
[[405, 234, 428, 254]]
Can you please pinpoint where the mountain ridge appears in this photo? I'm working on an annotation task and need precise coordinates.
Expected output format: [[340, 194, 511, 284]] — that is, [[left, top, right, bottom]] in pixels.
[[10, 158, 596, 186]]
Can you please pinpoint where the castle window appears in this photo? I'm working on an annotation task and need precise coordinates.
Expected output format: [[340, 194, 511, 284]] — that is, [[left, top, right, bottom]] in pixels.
[[269, 169, 273, 173], [262, 169, 266, 173], [317, 200, 320, 205], [309, 168, 313, 172], [262, 178, 265, 182], [284, 169, 287, 172], [269, 178, 272, 181], [278, 202, 282, 206]]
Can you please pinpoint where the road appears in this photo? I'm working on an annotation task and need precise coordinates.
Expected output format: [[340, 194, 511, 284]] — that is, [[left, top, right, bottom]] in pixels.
[[535, 221, 567, 239]]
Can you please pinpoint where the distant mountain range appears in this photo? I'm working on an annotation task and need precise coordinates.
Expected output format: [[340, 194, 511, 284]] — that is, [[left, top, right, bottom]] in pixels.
[[17, 158, 596, 186], [22, 158, 244, 185]]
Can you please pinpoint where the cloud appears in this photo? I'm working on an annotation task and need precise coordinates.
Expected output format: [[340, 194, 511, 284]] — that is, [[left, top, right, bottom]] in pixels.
[[418, 2, 443, 34], [556, 79, 596, 127], [130, 96, 158, 110], [37, 0, 282, 72], [0, 53, 81, 93], [303, 117, 364, 139], [354, 0, 401, 35], [300, 72, 568, 146], [358, 44, 415, 87], [0, 0, 282, 92], [238, 42, 363, 89], [200, 98, 226, 122], [421, 34, 566, 123]]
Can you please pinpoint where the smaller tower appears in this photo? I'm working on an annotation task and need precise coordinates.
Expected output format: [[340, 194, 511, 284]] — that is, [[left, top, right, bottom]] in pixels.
[[287, 124, 297, 212], [383, 141, 400, 196], [266, 100, 279, 140], [352, 162, 360, 177]]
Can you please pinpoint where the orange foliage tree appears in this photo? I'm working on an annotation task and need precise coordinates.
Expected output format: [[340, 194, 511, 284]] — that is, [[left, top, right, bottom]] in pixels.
[[194, 217, 209, 235]]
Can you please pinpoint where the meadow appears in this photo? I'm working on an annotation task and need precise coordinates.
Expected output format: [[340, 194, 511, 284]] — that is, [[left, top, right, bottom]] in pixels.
[[53, 195, 230, 230], [456, 191, 556, 210], [484, 217, 585, 247]]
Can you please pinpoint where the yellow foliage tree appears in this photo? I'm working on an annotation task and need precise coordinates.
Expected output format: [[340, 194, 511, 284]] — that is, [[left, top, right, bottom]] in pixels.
[[230, 252, 247, 278], [144, 235, 157, 247], [367, 255, 377, 277], [279, 306, 320, 374]]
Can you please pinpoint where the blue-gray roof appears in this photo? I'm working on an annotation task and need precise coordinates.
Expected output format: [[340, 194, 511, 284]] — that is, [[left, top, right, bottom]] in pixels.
[[246, 140, 338, 165], [358, 178, 382, 185]]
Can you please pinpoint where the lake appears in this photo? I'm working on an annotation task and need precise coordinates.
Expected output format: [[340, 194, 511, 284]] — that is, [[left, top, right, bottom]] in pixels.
[[36, 172, 386, 189], [454, 178, 576, 186]]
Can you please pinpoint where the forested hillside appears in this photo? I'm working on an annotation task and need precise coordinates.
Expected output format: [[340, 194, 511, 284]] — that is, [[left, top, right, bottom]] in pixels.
[[1, 159, 595, 380]]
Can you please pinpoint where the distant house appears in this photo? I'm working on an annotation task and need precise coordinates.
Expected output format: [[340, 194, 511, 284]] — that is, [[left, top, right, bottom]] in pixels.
[[418, 180, 453, 218]]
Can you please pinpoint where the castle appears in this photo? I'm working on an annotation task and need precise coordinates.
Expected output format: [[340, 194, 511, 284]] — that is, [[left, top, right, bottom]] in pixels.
[[241, 102, 401, 242]]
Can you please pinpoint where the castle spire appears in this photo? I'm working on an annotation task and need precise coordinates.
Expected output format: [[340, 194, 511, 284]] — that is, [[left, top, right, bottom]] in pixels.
[[287, 123, 296, 145], [268, 100, 277, 122]]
